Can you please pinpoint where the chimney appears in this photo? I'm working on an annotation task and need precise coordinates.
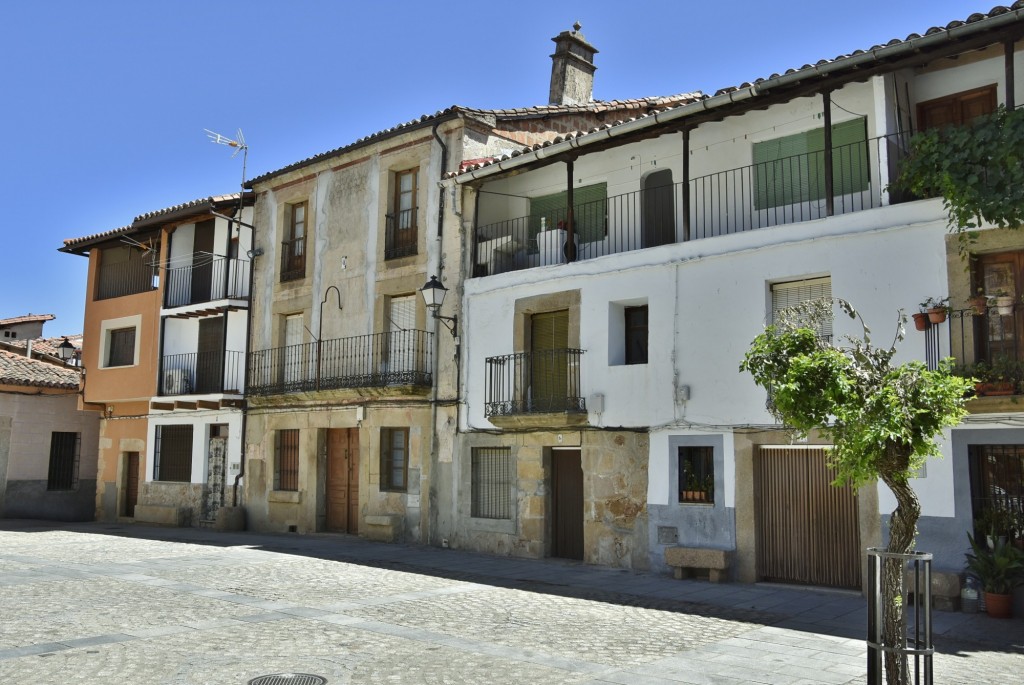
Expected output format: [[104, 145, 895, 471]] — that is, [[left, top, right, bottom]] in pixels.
[[549, 22, 598, 106]]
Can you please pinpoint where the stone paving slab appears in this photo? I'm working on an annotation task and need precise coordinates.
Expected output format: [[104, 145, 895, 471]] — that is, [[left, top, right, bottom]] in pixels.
[[0, 520, 1020, 684]]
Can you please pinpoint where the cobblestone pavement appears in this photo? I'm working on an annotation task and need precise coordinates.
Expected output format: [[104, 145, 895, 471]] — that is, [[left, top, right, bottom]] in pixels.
[[0, 521, 1021, 684]]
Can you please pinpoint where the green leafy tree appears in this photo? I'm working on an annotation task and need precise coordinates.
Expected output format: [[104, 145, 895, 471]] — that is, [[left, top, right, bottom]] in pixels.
[[894, 105, 1024, 251], [740, 300, 972, 685]]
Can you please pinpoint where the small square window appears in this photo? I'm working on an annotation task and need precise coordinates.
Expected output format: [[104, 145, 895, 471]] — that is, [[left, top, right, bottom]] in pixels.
[[380, 428, 409, 492], [106, 327, 136, 367], [624, 305, 648, 365], [47, 432, 80, 490], [275, 429, 299, 491], [679, 446, 714, 504], [471, 448, 513, 519], [154, 425, 193, 482]]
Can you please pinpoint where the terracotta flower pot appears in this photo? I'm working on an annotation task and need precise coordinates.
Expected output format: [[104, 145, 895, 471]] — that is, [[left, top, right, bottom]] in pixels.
[[995, 296, 1015, 316], [984, 591, 1014, 618], [970, 295, 989, 315], [927, 307, 947, 324], [912, 312, 929, 331], [975, 381, 1015, 396]]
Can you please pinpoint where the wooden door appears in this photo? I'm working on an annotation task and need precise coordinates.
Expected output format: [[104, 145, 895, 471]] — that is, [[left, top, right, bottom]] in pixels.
[[191, 220, 215, 304], [327, 428, 359, 533], [918, 85, 996, 130], [642, 169, 675, 248], [976, 251, 1024, 363], [531, 310, 569, 412], [386, 295, 416, 382], [552, 449, 584, 560], [755, 446, 861, 589], [195, 317, 224, 393], [124, 452, 139, 518]]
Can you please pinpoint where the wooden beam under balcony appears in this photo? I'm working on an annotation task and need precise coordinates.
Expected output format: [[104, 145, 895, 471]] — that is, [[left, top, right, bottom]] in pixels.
[[197, 400, 220, 410], [174, 401, 197, 410], [150, 401, 175, 411]]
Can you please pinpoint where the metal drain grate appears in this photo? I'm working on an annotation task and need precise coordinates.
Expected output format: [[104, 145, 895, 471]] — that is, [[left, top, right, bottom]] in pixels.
[[248, 674, 327, 685]]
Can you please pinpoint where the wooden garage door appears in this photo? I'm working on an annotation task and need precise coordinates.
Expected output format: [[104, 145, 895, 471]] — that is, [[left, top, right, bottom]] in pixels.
[[755, 446, 861, 589]]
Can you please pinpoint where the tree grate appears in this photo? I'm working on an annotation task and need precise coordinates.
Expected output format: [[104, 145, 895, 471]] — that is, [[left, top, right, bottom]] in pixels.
[[248, 675, 327, 685]]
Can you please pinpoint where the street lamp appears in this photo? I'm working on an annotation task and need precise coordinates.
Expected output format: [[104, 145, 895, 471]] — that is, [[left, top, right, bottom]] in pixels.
[[420, 276, 457, 337], [56, 337, 76, 364]]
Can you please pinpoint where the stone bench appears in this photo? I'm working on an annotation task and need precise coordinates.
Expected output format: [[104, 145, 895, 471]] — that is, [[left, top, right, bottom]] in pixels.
[[133, 504, 189, 527], [363, 514, 402, 543], [665, 546, 732, 583]]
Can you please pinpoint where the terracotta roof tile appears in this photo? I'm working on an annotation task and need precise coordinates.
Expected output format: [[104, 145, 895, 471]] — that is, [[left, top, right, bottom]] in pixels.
[[245, 94, 704, 187], [449, 3, 1024, 178], [0, 313, 55, 326], [0, 349, 80, 389], [7, 334, 83, 357]]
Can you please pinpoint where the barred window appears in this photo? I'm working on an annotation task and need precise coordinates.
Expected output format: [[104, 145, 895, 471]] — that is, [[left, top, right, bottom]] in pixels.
[[471, 447, 513, 519], [154, 425, 193, 482], [47, 432, 80, 490], [380, 428, 408, 492], [679, 446, 714, 505], [275, 429, 300, 491]]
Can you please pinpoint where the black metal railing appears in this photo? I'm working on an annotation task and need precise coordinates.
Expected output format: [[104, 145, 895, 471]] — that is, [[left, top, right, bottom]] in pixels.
[[948, 306, 1024, 393], [280, 237, 306, 282], [385, 207, 418, 260], [474, 133, 919, 276], [484, 349, 586, 417], [164, 256, 250, 307], [160, 350, 245, 396], [96, 256, 156, 300], [248, 329, 434, 396]]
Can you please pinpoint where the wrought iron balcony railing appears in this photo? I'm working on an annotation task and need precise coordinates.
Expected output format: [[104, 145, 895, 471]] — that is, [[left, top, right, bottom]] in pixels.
[[164, 256, 250, 308], [96, 256, 156, 300], [484, 348, 586, 417], [947, 306, 1024, 394], [385, 207, 418, 260], [474, 133, 919, 276], [248, 329, 433, 396], [160, 350, 245, 396]]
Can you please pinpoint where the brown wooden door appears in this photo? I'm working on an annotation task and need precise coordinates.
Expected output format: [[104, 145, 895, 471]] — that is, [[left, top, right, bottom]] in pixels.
[[191, 220, 215, 304], [195, 317, 224, 393], [124, 452, 139, 517], [327, 428, 359, 533], [755, 446, 861, 589], [552, 449, 584, 560], [918, 85, 996, 130], [642, 169, 675, 248], [976, 251, 1024, 362]]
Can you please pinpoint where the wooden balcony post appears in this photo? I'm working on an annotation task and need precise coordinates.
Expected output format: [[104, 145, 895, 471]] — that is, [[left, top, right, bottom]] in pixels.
[[823, 90, 835, 217], [1006, 40, 1016, 110], [682, 127, 691, 242], [565, 159, 576, 262]]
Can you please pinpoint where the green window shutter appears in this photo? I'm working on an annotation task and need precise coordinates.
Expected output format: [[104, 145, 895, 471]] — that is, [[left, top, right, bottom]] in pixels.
[[753, 118, 868, 210], [529, 183, 607, 245]]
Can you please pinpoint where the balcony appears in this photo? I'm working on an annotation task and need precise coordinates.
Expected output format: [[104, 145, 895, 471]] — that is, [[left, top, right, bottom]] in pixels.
[[947, 307, 1024, 404], [484, 349, 586, 427], [248, 329, 433, 396], [385, 207, 418, 260], [281, 237, 306, 282], [96, 253, 156, 300], [160, 350, 245, 396], [164, 256, 250, 308], [474, 134, 916, 276]]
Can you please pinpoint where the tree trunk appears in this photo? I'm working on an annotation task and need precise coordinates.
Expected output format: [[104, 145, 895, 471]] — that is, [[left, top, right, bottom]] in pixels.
[[880, 465, 921, 685]]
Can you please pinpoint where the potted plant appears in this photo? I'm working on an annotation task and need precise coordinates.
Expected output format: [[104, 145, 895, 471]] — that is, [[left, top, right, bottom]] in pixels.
[[992, 289, 1015, 316], [921, 296, 949, 324], [975, 507, 1016, 547], [970, 357, 1019, 396], [969, 288, 989, 316], [681, 472, 711, 503], [911, 311, 930, 331], [965, 533, 1024, 618]]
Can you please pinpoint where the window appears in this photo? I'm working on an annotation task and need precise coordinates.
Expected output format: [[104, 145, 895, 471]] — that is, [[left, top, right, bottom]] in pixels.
[[678, 446, 714, 504], [918, 85, 997, 131], [968, 444, 1023, 538], [386, 169, 418, 259], [529, 182, 608, 244], [106, 327, 137, 367], [771, 277, 833, 340], [380, 428, 408, 492], [471, 448, 513, 519], [753, 118, 868, 210], [3, 331, 14, 338], [281, 201, 307, 282], [974, 250, 1024, 363], [154, 425, 193, 482], [624, 305, 648, 365], [47, 432, 80, 490], [274, 429, 300, 491]]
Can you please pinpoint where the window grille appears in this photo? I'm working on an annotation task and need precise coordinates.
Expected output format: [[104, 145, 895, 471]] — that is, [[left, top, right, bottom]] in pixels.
[[47, 432, 80, 490], [472, 447, 513, 519], [275, 429, 300, 491]]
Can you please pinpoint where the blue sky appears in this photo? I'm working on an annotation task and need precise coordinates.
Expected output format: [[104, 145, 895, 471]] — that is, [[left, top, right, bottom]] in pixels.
[[0, 0, 979, 335]]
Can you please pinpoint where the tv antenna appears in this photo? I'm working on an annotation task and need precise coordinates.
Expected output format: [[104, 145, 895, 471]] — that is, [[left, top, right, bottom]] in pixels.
[[205, 127, 253, 229]]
